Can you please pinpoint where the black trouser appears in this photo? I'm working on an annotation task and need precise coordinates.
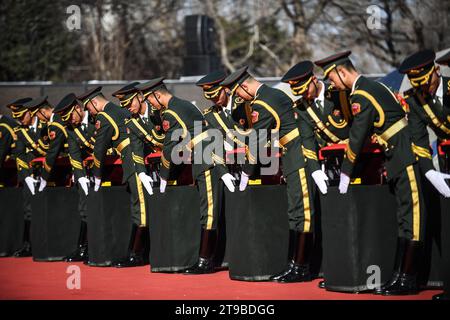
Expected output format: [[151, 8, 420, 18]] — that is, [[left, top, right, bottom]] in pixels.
[[285, 167, 314, 233], [196, 166, 223, 231], [78, 186, 88, 222], [127, 173, 147, 227], [390, 163, 426, 241], [22, 186, 32, 221]]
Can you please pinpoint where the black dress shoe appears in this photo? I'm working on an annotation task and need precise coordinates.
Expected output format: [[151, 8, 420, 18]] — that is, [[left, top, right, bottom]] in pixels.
[[13, 242, 32, 257], [112, 253, 146, 268], [432, 293, 449, 300], [183, 257, 215, 274], [65, 245, 88, 262], [271, 264, 312, 283], [380, 274, 418, 296], [318, 280, 326, 289], [269, 261, 295, 282]]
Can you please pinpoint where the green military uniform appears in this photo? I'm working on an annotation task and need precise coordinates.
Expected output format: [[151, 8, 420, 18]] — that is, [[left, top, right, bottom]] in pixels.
[[0, 115, 19, 174], [5, 98, 40, 257], [315, 51, 425, 295], [400, 51, 450, 174], [220, 67, 314, 283], [80, 89, 145, 228]]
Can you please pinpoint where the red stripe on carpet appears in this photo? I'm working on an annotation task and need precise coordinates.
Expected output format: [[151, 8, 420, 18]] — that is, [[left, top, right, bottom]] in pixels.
[[0, 258, 440, 300]]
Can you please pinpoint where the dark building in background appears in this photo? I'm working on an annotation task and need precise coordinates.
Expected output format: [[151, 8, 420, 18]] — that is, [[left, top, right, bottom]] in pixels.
[[183, 15, 222, 76]]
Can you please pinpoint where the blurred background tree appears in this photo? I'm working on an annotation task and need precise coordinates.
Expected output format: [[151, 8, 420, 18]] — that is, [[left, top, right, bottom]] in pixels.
[[0, 0, 449, 81]]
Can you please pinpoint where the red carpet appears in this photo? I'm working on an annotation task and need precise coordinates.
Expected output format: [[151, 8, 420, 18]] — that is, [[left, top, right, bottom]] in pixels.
[[0, 258, 440, 300]]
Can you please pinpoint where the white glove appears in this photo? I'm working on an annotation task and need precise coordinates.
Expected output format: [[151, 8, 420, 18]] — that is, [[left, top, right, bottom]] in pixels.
[[24, 176, 38, 195], [311, 170, 329, 195], [94, 177, 101, 192], [338, 173, 351, 194], [239, 172, 250, 191], [38, 177, 47, 192], [425, 170, 450, 198], [221, 173, 236, 192], [138, 172, 154, 196], [78, 177, 90, 196], [160, 178, 167, 193]]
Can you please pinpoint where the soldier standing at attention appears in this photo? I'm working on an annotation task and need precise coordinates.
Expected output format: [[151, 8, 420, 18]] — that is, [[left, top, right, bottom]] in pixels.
[[220, 67, 329, 283], [315, 51, 432, 295], [136, 78, 236, 274], [78, 86, 148, 268]]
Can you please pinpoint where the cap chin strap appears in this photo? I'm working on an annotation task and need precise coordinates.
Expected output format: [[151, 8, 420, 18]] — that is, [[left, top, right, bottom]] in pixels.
[[334, 67, 352, 91], [89, 100, 101, 116], [37, 109, 50, 122], [152, 92, 165, 110], [238, 84, 255, 101]]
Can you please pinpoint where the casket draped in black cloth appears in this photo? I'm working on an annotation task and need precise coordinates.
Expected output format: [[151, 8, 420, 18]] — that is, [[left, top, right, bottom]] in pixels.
[[148, 186, 201, 272], [225, 185, 290, 281], [31, 187, 81, 261], [86, 186, 132, 266], [441, 197, 450, 297], [0, 188, 24, 257], [320, 184, 443, 292]]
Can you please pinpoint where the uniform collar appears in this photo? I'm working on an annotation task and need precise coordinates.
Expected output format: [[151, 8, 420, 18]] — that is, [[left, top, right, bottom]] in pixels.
[[82, 110, 89, 126], [436, 76, 443, 100], [351, 74, 363, 95], [50, 113, 55, 123], [225, 95, 233, 113], [314, 81, 325, 106], [139, 104, 149, 121]]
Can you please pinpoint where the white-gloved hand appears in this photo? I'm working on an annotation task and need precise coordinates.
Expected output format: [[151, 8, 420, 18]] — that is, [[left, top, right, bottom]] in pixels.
[[311, 170, 329, 194], [138, 172, 154, 196], [160, 178, 167, 193], [338, 173, 351, 194], [94, 177, 101, 192], [425, 170, 450, 198], [239, 172, 250, 191], [24, 176, 38, 195], [221, 173, 236, 192], [38, 177, 47, 192], [78, 177, 90, 196]]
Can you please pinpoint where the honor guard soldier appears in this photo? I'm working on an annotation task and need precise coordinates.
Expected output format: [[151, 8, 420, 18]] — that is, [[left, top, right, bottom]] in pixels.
[[5, 98, 41, 257], [112, 82, 165, 197], [22, 96, 69, 192], [399, 50, 450, 181], [220, 67, 328, 283], [195, 70, 250, 165], [315, 51, 427, 295], [52, 93, 94, 262], [0, 114, 19, 174], [282, 61, 350, 179], [78, 86, 148, 268], [136, 78, 235, 274]]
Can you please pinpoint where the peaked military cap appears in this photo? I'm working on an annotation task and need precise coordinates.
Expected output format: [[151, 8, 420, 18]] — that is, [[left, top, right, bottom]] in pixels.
[[219, 66, 251, 94], [399, 49, 436, 87], [196, 70, 227, 99], [315, 51, 352, 79], [6, 97, 34, 119], [281, 61, 315, 95], [135, 77, 165, 99], [77, 86, 103, 105], [436, 50, 450, 66], [112, 81, 140, 107], [53, 93, 79, 122]]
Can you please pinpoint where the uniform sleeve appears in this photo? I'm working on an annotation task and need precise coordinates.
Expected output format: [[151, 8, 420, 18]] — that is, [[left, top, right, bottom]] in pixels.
[[241, 102, 275, 176], [92, 115, 114, 179], [341, 95, 376, 177], [0, 129, 13, 168], [42, 125, 67, 180], [407, 98, 434, 173], [159, 113, 183, 180], [12, 133, 32, 182], [298, 111, 320, 172], [128, 122, 147, 175], [67, 132, 87, 181]]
